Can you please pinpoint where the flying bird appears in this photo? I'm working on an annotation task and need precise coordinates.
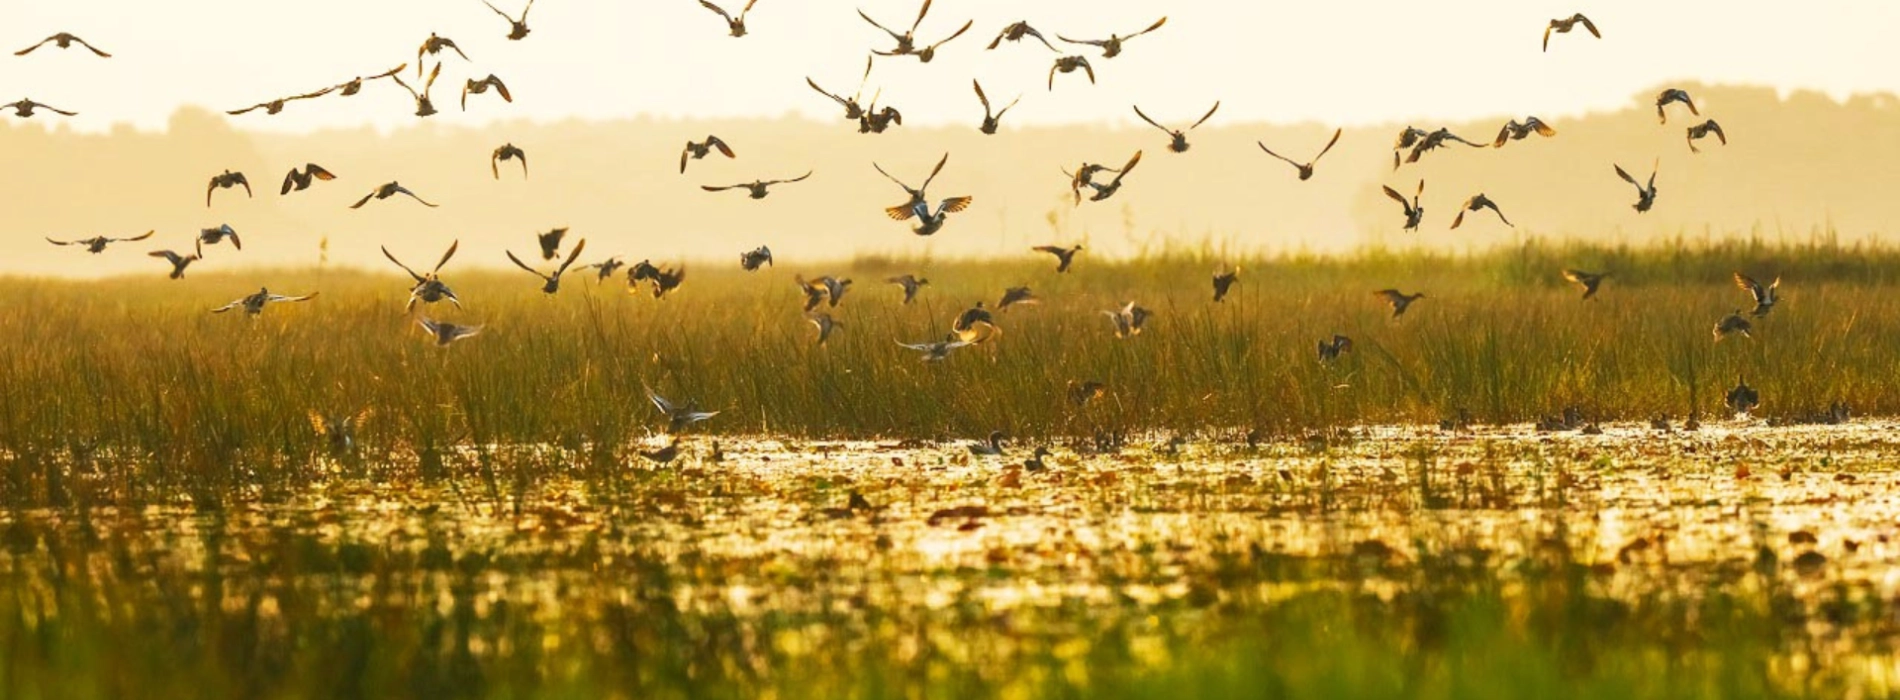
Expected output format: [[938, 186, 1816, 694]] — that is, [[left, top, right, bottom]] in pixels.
[[506, 238, 587, 294], [14, 33, 110, 57], [1134, 102, 1219, 153], [1318, 334, 1353, 362], [796, 275, 852, 310], [740, 245, 773, 271], [461, 74, 512, 111], [700, 0, 759, 37], [999, 286, 1039, 311], [1048, 56, 1095, 90], [646, 386, 720, 432], [1034, 245, 1083, 272], [1655, 88, 1698, 124], [1374, 289, 1425, 319], [1450, 193, 1512, 229], [227, 88, 334, 116], [383, 241, 461, 311], [150, 242, 203, 280], [1725, 377, 1760, 415], [3, 99, 77, 118], [331, 64, 406, 96], [861, 0, 973, 63], [1713, 310, 1753, 341], [1102, 301, 1152, 338], [647, 265, 687, 299], [47, 230, 152, 254], [535, 227, 569, 260], [206, 170, 252, 207], [1403, 128, 1485, 165], [581, 257, 626, 283], [212, 288, 317, 316], [1258, 128, 1342, 181], [418, 317, 482, 347], [805, 312, 841, 345], [280, 163, 337, 195], [416, 33, 469, 74], [1063, 162, 1124, 203], [1075, 151, 1143, 202], [974, 80, 1020, 135], [1561, 269, 1608, 300], [988, 21, 1057, 50], [1686, 120, 1728, 153], [887, 274, 928, 303], [351, 182, 438, 208], [199, 224, 242, 250], [1382, 180, 1426, 231], [1542, 14, 1600, 52], [391, 63, 443, 117], [492, 143, 528, 179], [680, 136, 735, 174], [1614, 161, 1659, 213], [952, 301, 999, 343], [1059, 17, 1167, 58], [1734, 272, 1779, 317], [806, 57, 874, 120], [702, 171, 812, 199], [484, 0, 535, 40], [857, 93, 903, 133], [1493, 117, 1557, 147], [897, 333, 975, 362], [876, 152, 948, 218], [1212, 266, 1239, 302], [1392, 126, 1431, 169]]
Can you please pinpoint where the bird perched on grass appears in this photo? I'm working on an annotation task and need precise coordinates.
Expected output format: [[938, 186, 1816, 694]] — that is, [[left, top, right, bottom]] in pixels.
[[1493, 117, 1557, 147], [1318, 334, 1353, 361], [1614, 161, 1659, 213], [1450, 193, 1511, 229], [1134, 102, 1219, 153], [887, 274, 928, 303], [461, 75, 512, 111], [351, 181, 438, 208], [47, 230, 152, 254], [974, 81, 1021, 135], [1726, 377, 1759, 416], [1382, 180, 1425, 231], [199, 224, 242, 250], [1048, 55, 1095, 90], [700, 0, 759, 37], [280, 163, 337, 194], [1686, 120, 1728, 153], [989, 21, 1057, 51], [383, 241, 461, 311], [1655, 88, 1698, 124], [1374, 289, 1425, 319], [646, 386, 720, 432], [212, 288, 317, 316], [1034, 245, 1083, 272], [484, 0, 534, 40], [493, 143, 528, 179], [15, 32, 110, 57], [740, 245, 773, 271], [1713, 310, 1753, 341], [680, 136, 735, 174], [1059, 17, 1166, 58], [150, 242, 202, 280], [206, 170, 251, 207], [1542, 13, 1600, 51], [3, 98, 77, 118], [1212, 266, 1240, 302], [1258, 129, 1342, 181], [1102, 302, 1152, 338], [702, 172, 812, 199], [506, 239, 587, 294], [1734, 272, 1779, 316], [1561, 269, 1608, 300]]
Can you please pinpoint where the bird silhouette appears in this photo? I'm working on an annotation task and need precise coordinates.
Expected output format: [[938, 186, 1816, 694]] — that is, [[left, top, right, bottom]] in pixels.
[[1058, 17, 1167, 58], [1258, 128, 1342, 180], [15, 33, 110, 57], [1134, 102, 1219, 153], [492, 143, 528, 179], [461, 74, 512, 111], [383, 241, 461, 311], [1382, 180, 1425, 231], [47, 230, 152, 254], [484, 0, 534, 40], [507, 239, 587, 294], [1614, 160, 1659, 213], [680, 136, 735, 174], [701, 0, 760, 37], [351, 182, 438, 208], [702, 172, 812, 199], [206, 170, 252, 207], [1542, 14, 1600, 52]]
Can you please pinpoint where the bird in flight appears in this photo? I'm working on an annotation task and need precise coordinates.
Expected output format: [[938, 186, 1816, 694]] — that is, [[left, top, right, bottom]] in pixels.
[[1033, 245, 1083, 273], [1074, 151, 1143, 203], [1561, 269, 1608, 300], [461, 75, 512, 111], [331, 64, 406, 96], [1725, 377, 1760, 416], [876, 152, 949, 218], [581, 257, 626, 283], [1655, 88, 1698, 124], [47, 230, 152, 254], [1382, 180, 1425, 231], [1493, 117, 1557, 147], [740, 245, 773, 271], [492, 143, 528, 179], [535, 227, 569, 260], [484, 0, 534, 40], [952, 301, 999, 343], [15, 32, 110, 57], [507, 238, 588, 294], [700, 0, 759, 37], [1542, 13, 1600, 52], [806, 312, 841, 346], [3, 99, 77, 118], [887, 274, 928, 304], [646, 385, 720, 432], [1686, 120, 1728, 153], [351, 182, 439, 208], [416, 33, 469, 75], [1102, 301, 1153, 338], [207, 170, 252, 207], [989, 21, 1057, 51], [1318, 335, 1354, 362], [861, 0, 973, 63], [1374, 289, 1426, 319], [1713, 310, 1753, 342], [391, 63, 444, 117], [419, 317, 483, 347], [212, 288, 318, 316], [383, 240, 461, 311], [897, 333, 975, 362], [796, 275, 852, 310], [1212, 266, 1239, 302], [702, 172, 812, 199], [150, 242, 203, 280], [228, 87, 334, 116], [856, 91, 903, 134], [1258, 128, 1342, 181], [1134, 102, 1220, 153], [280, 163, 337, 195], [1402, 128, 1485, 165], [1734, 272, 1780, 317], [1450, 194, 1512, 229], [974, 80, 1021, 135], [1048, 56, 1095, 90], [1614, 160, 1659, 213], [999, 286, 1039, 311], [680, 135, 735, 174], [806, 57, 874, 121], [1059, 17, 1167, 59], [199, 224, 242, 250]]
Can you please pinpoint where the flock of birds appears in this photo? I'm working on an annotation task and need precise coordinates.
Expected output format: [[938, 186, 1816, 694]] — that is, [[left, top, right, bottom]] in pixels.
[[14, 6, 1776, 460]]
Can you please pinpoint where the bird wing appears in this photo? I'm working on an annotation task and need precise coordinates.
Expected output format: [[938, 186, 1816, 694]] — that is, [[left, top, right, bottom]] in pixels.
[[1382, 185, 1409, 207], [909, 0, 934, 33], [1117, 150, 1143, 177], [645, 386, 676, 414], [486, 0, 516, 19], [554, 239, 588, 277], [919, 152, 950, 191], [1577, 14, 1600, 37], [767, 171, 813, 186], [1057, 34, 1109, 48], [1189, 101, 1221, 130], [1614, 164, 1639, 187], [1032, 245, 1064, 256], [491, 77, 512, 102], [1733, 272, 1765, 302], [395, 185, 439, 207], [350, 191, 375, 209], [505, 250, 545, 278], [702, 184, 739, 192], [928, 20, 974, 50], [1257, 142, 1300, 167], [120, 230, 155, 243], [280, 168, 300, 194], [1562, 269, 1589, 285], [872, 162, 913, 192], [708, 136, 734, 157], [1450, 210, 1467, 230], [973, 80, 990, 111], [1529, 117, 1556, 136], [1542, 24, 1553, 51], [383, 246, 426, 282], [807, 77, 848, 106], [857, 9, 903, 40], [268, 292, 317, 303], [1130, 16, 1168, 38], [227, 103, 265, 115], [939, 196, 973, 214], [46, 237, 73, 246], [211, 300, 242, 313], [1131, 105, 1170, 134], [14, 37, 54, 55], [1313, 128, 1343, 161]]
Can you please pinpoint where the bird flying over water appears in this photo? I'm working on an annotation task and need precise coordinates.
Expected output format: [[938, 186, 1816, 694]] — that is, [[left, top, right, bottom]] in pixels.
[[280, 163, 337, 194], [1059, 17, 1166, 58], [1134, 102, 1219, 153], [646, 385, 720, 432], [1542, 14, 1600, 52], [15, 33, 110, 57], [1258, 128, 1342, 181]]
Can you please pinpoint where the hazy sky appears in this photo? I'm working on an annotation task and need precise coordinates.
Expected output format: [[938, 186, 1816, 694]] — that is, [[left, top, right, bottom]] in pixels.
[[7, 1, 1899, 134]]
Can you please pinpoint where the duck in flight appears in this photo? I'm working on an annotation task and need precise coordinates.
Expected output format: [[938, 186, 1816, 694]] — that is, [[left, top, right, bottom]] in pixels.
[[1034, 245, 1083, 272], [1059, 17, 1166, 58], [150, 242, 203, 280], [1402, 128, 1484, 165], [952, 302, 999, 343], [1102, 302, 1153, 338], [383, 240, 461, 311], [228, 87, 334, 116], [1655, 88, 1698, 124], [861, 0, 972, 63], [212, 288, 317, 316], [898, 333, 975, 362], [331, 65, 406, 97], [581, 257, 626, 283], [999, 286, 1039, 311], [535, 227, 568, 260], [806, 312, 840, 345], [1714, 310, 1752, 341], [1686, 120, 1727, 153], [740, 245, 773, 271], [199, 224, 241, 250], [4, 99, 77, 118], [646, 385, 720, 432], [887, 274, 928, 303], [1450, 193, 1511, 229], [1212, 266, 1239, 302], [1374, 289, 1425, 319], [1614, 160, 1659, 213], [1074, 151, 1143, 202], [391, 63, 443, 117], [416, 33, 469, 74], [1382, 180, 1425, 231], [351, 182, 438, 208], [419, 317, 483, 347], [680, 136, 735, 174], [1734, 272, 1779, 317], [1562, 269, 1608, 300], [15, 33, 110, 57], [47, 230, 152, 254], [989, 21, 1057, 51], [1134, 102, 1219, 153], [206, 170, 252, 207], [796, 275, 852, 310], [702, 171, 812, 199], [876, 152, 948, 218], [1493, 117, 1557, 147], [974, 80, 1020, 135], [1542, 13, 1600, 52], [484, 0, 535, 40], [700, 0, 759, 38], [280, 163, 337, 194], [1318, 334, 1353, 361], [1258, 128, 1342, 181], [857, 91, 903, 133], [461, 75, 512, 111], [507, 238, 587, 294], [1048, 56, 1095, 90], [493, 143, 528, 179], [806, 57, 874, 121]]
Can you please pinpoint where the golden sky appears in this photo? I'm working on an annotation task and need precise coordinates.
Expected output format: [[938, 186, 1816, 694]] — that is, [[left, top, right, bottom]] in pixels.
[[8, 1, 1898, 133]]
